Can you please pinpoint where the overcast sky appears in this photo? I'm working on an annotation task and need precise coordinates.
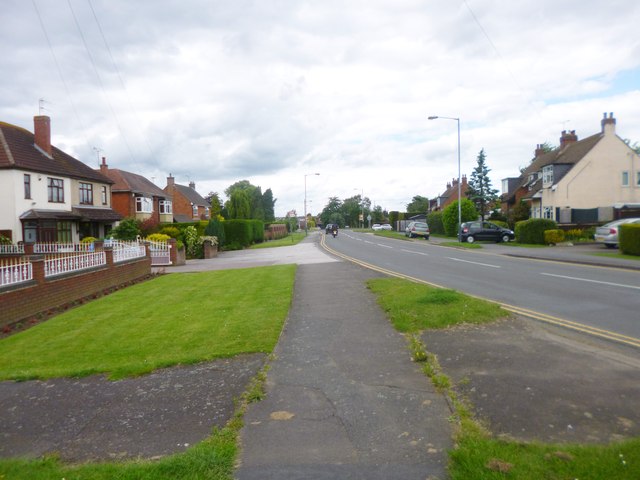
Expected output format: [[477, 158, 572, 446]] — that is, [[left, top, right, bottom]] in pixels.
[[2, 0, 639, 217]]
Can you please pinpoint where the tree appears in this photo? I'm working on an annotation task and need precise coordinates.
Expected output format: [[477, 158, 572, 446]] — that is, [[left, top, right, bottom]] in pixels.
[[466, 149, 499, 221], [262, 188, 276, 222], [624, 139, 640, 155], [406, 195, 429, 214], [371, 205, 385, 224], [111, 217, 141, 240], [205, 192, 223, 218], [320, 197, 343, 226], [226, 190, 251, 219], [442, 199, 478, 237]]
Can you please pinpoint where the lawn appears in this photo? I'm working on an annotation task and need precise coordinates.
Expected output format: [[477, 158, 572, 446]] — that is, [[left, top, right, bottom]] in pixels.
[[249, 231, 306, 248], [0, 265, 296, 381], [367, 276, 640, 479]]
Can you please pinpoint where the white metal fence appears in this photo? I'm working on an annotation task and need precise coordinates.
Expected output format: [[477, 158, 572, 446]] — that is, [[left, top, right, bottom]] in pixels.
[[109, 240, 146, 263], [34, 242, 94, 253], [148, 240, 172, 266], [0, 244, 25, 255], [0, 258, 33, 286], [44, 251, 106, 277]]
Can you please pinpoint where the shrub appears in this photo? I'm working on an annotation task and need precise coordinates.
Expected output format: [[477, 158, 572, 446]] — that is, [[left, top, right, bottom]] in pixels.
[[427, 212, 444, 235], [183, 226, 202, 258], [205, 219, 226, 247], [565, 228, 584, 241], [111, 218, 141, 240], [159, 226, 181, 240], [146, 233, 171, 243], [442, 199, 478, 237], [0, 235, 12, 245], [139, 217, 160, 237], [515, 218, 557, 244], [544, 229, 565, 245], [249, 220, 265, 243], [223, 220, 252, 248], [619, 224, 640, 256], [80, 236, 97, 244]]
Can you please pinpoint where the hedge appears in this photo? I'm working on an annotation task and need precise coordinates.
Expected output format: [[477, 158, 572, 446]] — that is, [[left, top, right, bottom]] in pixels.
[[427, 211, 444, 235], [619, 224, 640, 256], [514, 218, 557, 244]]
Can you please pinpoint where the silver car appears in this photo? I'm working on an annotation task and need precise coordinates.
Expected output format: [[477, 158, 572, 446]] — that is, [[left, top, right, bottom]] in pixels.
[[594, 218, 640, 248]]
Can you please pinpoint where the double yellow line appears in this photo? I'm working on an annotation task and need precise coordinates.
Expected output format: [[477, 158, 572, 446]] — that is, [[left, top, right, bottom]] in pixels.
[[320, 234, 640, 349]]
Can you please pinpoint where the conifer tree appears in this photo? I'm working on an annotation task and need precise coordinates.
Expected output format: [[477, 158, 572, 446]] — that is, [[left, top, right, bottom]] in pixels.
[[466, 148, 498, 221]]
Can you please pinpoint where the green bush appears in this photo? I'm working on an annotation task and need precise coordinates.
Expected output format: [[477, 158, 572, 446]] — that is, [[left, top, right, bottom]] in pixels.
[[159, 226, 181, 240], [0, 235, 12, 245], [514, 218, 557, 244], [619, 224, 640, 255], [111, 218, 141, 240], [544, 229, 565, 245], [146, 233, 171, 242], [426, 211, 444, 235], [223, 220, 252, 248], [442, 199, 478, 237], [249, 220, 265, 243], [204, 219, 226, 247], [80, 236, 97, 244]]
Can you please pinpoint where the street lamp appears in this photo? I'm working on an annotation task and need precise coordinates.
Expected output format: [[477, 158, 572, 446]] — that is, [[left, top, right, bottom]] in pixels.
[[428, 115, 461, 241], [354, 187, 364, 228], [304, 173, 320, 235]]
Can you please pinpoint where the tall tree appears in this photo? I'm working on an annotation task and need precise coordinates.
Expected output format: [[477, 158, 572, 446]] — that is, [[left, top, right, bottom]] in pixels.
[[226, 189, 251, 219], [406, 195, 429, 214], [320, 197, 343, 226], [204, 191, 223, 218], [262, 188, 276, 222], [466, 149, 498, 221]]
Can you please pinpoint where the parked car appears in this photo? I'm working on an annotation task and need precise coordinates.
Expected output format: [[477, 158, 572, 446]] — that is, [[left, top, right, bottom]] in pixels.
[[459, 221, 514, 243], [380, 224, 393, 231], [405, 221, 430, 239], [594, 218, 640, 248], [371, 223, 382, 231]]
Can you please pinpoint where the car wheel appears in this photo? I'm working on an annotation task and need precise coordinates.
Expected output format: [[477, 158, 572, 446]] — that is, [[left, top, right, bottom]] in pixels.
[[466, 235, 475, 243], [500, 234, 510, 243], [424, 235, 429, 240]]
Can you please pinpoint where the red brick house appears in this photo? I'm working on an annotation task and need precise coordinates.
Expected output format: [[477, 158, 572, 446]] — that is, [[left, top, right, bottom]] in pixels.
[[164, 175, 210, 222], [429, 175, 468, 212], [97, 158, 173, 225]]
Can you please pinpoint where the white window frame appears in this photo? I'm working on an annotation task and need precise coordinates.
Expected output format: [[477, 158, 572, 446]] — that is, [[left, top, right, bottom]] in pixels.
[[622, 171, 629, 187], [159, 200, 172, 214], [636, 171, 640, 187], [135, 196, 153, 213], [192, 204, 198, 217], [543, 206, 553, 219], [542, 165, 553, 187]]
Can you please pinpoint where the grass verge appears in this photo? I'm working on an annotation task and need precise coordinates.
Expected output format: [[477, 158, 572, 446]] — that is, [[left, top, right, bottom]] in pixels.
[[368, 276, 640, 479], [592, 251, 640, 261], [0, 265, 296, 380], [367, 277, 505, 332], [249, 232, 306, 248]]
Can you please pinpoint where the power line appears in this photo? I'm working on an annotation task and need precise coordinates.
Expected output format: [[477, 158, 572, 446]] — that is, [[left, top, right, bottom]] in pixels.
[[66, 0, 137, 163]]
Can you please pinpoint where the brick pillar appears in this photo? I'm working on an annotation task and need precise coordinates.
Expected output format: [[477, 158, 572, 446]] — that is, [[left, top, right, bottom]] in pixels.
[[104, 246, 114, 266], [23, 243, 34, 255], [203, 239, 218, 258], [30, 256, 45, 285]]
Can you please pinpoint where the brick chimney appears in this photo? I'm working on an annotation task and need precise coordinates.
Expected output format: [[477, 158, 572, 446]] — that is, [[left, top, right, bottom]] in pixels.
[[167, 174, 175, 187], [33, 115, 52, 157], [559, 130, 578, 149], [461, 174, 467, 187], [189, 181, 196, 190], [100, 156, 109, 175], [534, 144, 546, 157], [601, 112, 616, 135]]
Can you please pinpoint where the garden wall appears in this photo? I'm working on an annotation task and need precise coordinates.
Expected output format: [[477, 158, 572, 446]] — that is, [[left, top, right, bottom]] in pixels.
[[0, 248, 151, 329]]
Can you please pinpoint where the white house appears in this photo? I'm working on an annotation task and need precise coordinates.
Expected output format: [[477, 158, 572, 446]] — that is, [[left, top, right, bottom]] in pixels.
[[0, 116, 121, 243]]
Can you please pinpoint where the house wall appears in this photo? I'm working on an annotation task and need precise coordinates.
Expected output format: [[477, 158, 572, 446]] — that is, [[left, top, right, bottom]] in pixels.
[[167, 187, 195, 220], [542, 136, 640, 211], [112, 192, 136, 218], [0, 250, 151, 328]]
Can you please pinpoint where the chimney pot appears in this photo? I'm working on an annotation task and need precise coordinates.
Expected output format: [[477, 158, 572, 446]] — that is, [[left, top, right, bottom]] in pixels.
[[189, 181, 196, 190], [167, 174, 175, 187]]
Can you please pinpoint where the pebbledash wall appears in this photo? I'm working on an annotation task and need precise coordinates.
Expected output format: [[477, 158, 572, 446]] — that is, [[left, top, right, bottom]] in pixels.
[[1, 248, 151, 328]]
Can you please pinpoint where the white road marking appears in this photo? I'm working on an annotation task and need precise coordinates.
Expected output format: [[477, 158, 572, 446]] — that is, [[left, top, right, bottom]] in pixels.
[[401, 249, 429, 256], [540, 272, 640, 290], [447, 257, 501, 268], [376, 244, 393, 249]]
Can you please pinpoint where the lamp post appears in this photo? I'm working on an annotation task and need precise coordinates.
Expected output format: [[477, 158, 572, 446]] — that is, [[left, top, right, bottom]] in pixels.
[[304, 173, 320, 235], [428, 115, 461, 241]]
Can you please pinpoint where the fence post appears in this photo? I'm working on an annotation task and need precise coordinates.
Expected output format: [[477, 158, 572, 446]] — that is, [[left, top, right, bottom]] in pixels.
[[104, 246, 114, 266], [30, 256, 45, 286]]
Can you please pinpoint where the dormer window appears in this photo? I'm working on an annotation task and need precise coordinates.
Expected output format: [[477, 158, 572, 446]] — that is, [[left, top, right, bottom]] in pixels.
[[542, 165, 554, 187]]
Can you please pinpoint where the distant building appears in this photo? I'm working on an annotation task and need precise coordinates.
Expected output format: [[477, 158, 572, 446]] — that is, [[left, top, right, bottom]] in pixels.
[[164, 175, 210, 222]]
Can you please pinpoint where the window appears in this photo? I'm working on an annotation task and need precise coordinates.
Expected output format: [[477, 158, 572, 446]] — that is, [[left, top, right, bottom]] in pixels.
[[636, 172, 640, 187], [79, 182, 93, 205], [543, 206, 553, 219], [542, 165, 553, 186], [159, 200, 172, 214], [101, 186, 108, 205], [622, 171, 629, 186], [56, 221, 73, 243], [24, 174, 31, 199], [192, 204, 198, 217], [204, 206, 210, 219], [47, 177, 64, 203], [135, 196, 153, 213]]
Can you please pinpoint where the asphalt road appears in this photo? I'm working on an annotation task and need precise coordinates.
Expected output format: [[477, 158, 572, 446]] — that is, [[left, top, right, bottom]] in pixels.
[[323, 231, 640, 344]]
